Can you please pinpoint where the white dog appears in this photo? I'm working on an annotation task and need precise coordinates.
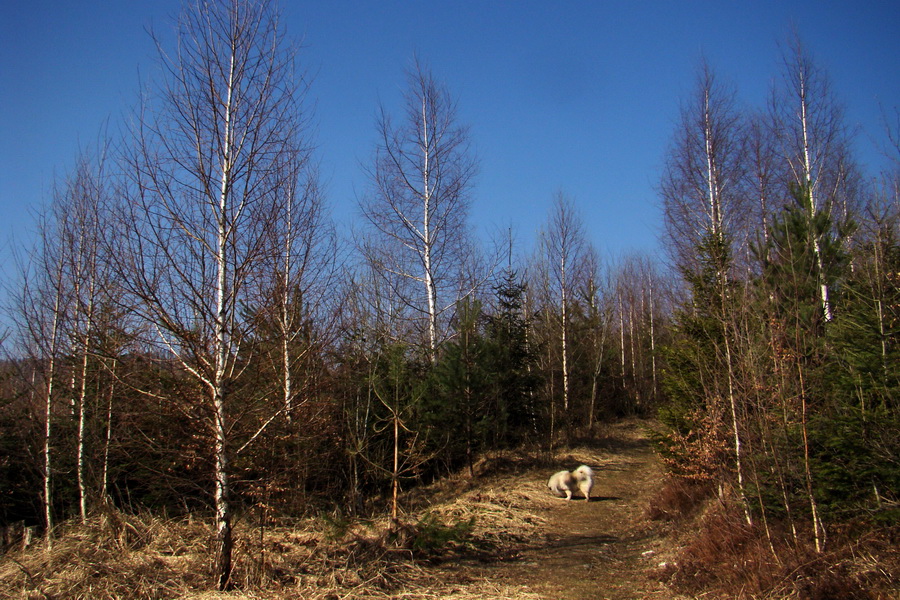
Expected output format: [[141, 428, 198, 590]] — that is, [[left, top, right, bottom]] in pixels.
[[547, 465, 594, 501]]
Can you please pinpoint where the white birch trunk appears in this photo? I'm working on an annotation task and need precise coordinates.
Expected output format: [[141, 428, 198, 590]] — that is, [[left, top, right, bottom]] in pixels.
[[281, 197, 294, 419], [43, 292, 63, 546], [75, 270, 96, 524], [213, 49, 235, 592], [704, 90, 723, 243], [560, 255, 569, 413], [618, 295, 626, 387], [798, 62, 833, 323], [42, 372, 54, 545], [723, 327, 751, 524], [647, 273, 658, 399], [628, 301, 637, 401], [76, 340, 89, 523], [101, 358, 117, 502], [421, 95, 438, 359]]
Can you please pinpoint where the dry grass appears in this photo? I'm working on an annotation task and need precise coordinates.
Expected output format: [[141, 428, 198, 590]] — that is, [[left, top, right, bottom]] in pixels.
[[0, 510, 211, 599], [654, 498, 900, 600], [646, 477, 713, 522], [0, 455, 552, 600], [0, 420, 703, 600]]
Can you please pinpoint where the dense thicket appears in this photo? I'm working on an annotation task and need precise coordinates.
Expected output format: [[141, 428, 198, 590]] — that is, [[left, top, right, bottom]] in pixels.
[[655, 38, 899, 597]]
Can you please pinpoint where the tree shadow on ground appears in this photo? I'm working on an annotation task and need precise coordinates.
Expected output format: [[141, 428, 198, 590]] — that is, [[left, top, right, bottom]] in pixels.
[[586, 495, 621, 503], [566, 431, 655, 453]]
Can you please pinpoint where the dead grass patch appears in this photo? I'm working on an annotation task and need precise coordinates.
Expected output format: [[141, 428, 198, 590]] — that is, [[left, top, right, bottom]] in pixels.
[[0, 466, 549, 600], [0, 420, 668, 599], [661, 502, 899, 599], [647, 476, 714, 521], [0, 513, 208, 599]]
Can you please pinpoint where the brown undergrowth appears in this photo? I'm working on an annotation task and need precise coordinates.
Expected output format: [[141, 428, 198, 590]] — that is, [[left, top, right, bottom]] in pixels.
[[0, 420, 765, 599], [649, 478, 900, 599], [0, 504, 541, 599], [0, 450, 552, 600]]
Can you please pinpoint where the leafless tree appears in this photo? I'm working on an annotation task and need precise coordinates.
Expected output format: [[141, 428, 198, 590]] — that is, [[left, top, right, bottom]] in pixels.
[[57, 149, 112, 524], [5, 138, 122, 544], [661, 59, 747, 278], [608, 253, 665, 412], [770, 32, 858, 322], [767, 34, 863, 549], [256, 146, 339, 424], [746, 111, 779, 264], [12, 210, 70, 547], [360, 59, 479, 359], [660, 59, 752, 521], [578, 245, 611, 428], [115, 0, 306, 588], [535, 192, 587, 421]]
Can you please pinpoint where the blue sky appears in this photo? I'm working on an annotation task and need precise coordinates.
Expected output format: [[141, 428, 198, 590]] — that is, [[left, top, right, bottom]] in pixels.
[[1, 1, 898, 287]]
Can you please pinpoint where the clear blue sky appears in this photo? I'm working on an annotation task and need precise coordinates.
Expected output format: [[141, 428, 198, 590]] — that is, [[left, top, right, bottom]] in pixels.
[[1, 1, 898, 286]]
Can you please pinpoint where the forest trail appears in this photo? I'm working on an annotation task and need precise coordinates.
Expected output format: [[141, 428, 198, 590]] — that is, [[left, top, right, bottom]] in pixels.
[[432, 420, 686, 600], [0, 420, 688, 600]]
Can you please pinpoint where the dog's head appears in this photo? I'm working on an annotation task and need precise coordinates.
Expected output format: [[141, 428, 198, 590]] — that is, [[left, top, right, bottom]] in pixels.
[[573, 465, 593, 480]]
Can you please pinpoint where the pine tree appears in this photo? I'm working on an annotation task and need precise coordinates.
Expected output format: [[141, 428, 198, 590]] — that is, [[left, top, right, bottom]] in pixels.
[[658, 231, 733, 481], [814, 221, 900, 523], [754, 183, 852, 549], [484, 268, 542, 447], [427, 299, 490, 475]]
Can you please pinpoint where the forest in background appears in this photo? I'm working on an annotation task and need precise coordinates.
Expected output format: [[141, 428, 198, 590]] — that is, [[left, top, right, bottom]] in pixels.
[[0, 0, 896, 595]]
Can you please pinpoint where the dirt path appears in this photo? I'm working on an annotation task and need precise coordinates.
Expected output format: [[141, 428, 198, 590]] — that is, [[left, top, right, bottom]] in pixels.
[[434, 421, 685, 600], [0, 420, 684, 600]]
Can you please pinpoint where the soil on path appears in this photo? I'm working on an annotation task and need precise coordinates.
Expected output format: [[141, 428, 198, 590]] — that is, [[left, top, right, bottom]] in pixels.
[[0, 420, 686, 600], [432, 421, 686, 600]]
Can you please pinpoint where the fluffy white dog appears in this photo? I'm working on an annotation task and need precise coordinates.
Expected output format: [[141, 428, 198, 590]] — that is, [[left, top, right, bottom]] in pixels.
[[547, 465, 594, 501]]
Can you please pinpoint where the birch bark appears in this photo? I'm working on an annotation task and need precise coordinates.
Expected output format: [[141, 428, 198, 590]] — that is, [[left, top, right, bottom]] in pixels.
[[117, 0, 305, 588], [361, 60, 477, 359]]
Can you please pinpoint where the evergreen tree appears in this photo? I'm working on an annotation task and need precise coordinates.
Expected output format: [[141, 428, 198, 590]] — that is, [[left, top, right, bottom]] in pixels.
[[814, 221, 900, 523], [751, 184, 852, 548], [484, 268, 542, 447], [427, 299, 490, 475], [658, 231, 733, 481]]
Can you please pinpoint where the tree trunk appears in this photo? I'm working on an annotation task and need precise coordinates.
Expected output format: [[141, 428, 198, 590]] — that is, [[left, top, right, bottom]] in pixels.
[[76, 341, 89, 523], [75, 274, 96, 524], [421, 95, 439, 360], [797, 365, 825, 552], [214, 385, 233, 590], [213, 46, 235, 591], [42, 364, 55, 546], [560, 256, 569, 413], [647, 272, 658, 400], [42, 287, 65, 546], [101, 358, 117, 502], [723, 326, 751, 524], [391, 411, 400, 522], [618, 295, 626, 389]]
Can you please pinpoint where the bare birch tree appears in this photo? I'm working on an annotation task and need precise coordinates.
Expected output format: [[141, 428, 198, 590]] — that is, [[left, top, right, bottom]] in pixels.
[[579, 245, 611, 428], [116, 0, 305, 588], [13, 212, 70, 547], [54, 147, 114, 524], [746, 111, 779, 265], [536, 192, 587, 422], [661, 59, 747, 277], [360, 59, 478, 359], [767, 34, 862, 549], [256, 145, 338, 424], [660, 59, 752, 521], [770, 32, 857, 322]]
